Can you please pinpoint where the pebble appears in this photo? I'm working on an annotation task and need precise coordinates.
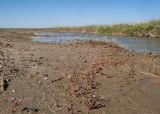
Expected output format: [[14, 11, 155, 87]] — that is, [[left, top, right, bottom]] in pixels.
[[67, 75, 71, 78], [83, 60, 87, 63], [38, 81, 42, 84], [90, 99, 106, 109], [11, 98, 15, 100], [12, 90, 16, 92], [21, 107, 39, 113]]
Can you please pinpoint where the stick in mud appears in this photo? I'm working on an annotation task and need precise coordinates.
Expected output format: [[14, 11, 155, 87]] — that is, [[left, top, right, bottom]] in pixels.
[[51, 77, 64, 83], [139, 71, 160, 79]]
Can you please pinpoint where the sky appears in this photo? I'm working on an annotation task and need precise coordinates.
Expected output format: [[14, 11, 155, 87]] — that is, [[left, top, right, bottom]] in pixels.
[[0, 0, 160, 28]]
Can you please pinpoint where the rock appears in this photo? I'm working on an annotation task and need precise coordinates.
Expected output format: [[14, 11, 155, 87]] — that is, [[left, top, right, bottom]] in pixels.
[[83, 60, 87, 63], [148, 52, 152, 55], [38, 81, 42, 85], [11, 98, 15, 100], [12, 90, 16, 92], [44, 78, 47, 80], [90, 98, 106, 109], [67, 75, 71, 78], [21, 107, 39, 113], [0, 77, 10, 92], [3, 78, 10, 91]]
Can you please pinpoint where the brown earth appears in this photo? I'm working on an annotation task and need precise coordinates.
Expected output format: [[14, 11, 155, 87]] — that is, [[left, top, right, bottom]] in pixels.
[[0, 30, 160, 114]]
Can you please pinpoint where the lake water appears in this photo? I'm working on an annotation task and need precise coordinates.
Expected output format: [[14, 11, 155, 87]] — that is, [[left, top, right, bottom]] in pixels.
[[32, 32, 160, 55]]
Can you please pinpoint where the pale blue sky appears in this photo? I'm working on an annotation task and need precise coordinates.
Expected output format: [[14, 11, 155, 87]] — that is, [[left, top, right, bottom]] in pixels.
[[0, 0, 160, 28]]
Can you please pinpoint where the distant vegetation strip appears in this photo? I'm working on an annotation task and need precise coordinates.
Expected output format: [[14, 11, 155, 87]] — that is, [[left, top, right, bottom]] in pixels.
[[0, 20, 159, 38], [52, 20, 160, 38]]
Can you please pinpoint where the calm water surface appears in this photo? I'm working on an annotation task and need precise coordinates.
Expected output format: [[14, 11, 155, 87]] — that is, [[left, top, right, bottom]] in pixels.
[[32, 32, 160, 55]]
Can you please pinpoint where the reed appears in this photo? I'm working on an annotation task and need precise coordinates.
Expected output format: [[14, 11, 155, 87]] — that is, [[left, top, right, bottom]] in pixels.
[[52, 20, 160, 38]]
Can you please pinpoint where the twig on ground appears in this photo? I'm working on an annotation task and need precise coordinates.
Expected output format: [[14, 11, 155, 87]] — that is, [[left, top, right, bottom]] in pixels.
[[139, 71, 160, 79], [51, 77, 64, 83]]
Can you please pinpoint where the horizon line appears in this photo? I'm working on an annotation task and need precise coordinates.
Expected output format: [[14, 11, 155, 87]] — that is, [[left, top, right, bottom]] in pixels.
[[0, 19, 159, 29]]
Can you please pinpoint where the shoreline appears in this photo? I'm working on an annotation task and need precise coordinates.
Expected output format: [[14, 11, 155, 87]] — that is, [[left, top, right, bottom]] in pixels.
[[30, 29, 160, 39], [32, 31, 160, 56], [0, 30, 160, 114]]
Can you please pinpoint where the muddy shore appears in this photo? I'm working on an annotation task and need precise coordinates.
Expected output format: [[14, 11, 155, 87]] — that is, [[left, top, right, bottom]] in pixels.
[[0, 30, 160, 114]]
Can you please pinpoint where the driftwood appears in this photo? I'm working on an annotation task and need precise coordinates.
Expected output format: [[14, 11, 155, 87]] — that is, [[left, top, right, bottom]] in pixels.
[[139, 71, 160, 79]]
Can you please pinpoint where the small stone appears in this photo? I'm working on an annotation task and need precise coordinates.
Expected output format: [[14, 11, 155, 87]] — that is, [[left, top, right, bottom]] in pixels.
[[83, 60, 87, 63], [44, 78, 47, 80], [67, 75, 71, 78], [11, 98, 15, 100], [38, 81, 42, 84], [0, 78, 10, 92], [43, 74, 48, 77], [21, 107, 39, 112], [77, 110, 82, 112], [148, 52, 152, 55], [90, 98, 106, 109], [12, 90, 16, 92]]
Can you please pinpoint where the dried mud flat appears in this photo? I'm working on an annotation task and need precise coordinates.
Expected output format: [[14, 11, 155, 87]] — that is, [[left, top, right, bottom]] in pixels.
[[0, 30, 160, 114]]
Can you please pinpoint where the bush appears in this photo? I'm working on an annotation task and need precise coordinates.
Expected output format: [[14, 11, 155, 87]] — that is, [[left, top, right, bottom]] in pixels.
[[98, 26, 114, 34], [153, 25, 160, 33]]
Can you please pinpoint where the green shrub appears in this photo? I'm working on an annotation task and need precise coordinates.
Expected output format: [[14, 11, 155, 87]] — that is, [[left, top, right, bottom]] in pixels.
[[153, 25, 160, 33], [123, 26, 134, 34]]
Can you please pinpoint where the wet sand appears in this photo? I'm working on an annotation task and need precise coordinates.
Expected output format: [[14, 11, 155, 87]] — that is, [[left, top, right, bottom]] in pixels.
[[0, 30, 160, 114]]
